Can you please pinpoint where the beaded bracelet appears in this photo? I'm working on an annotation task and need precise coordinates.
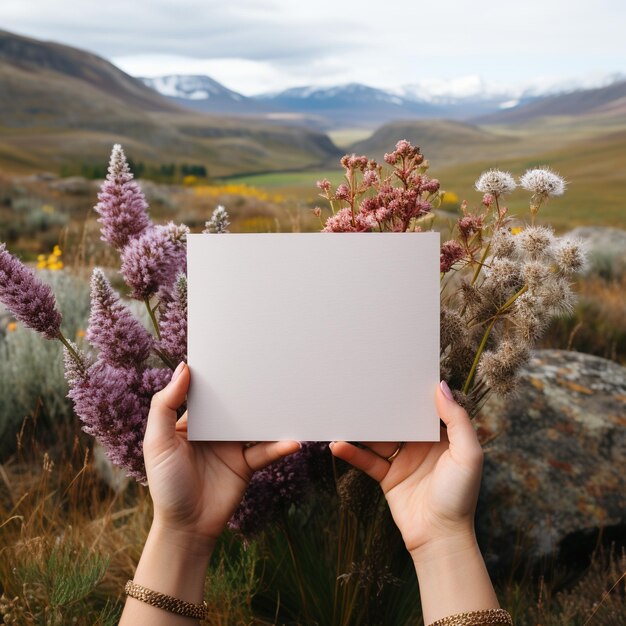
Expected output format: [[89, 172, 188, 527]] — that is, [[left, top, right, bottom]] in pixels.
[[125, 580, 208, 620], [428, 608, 513, 626]]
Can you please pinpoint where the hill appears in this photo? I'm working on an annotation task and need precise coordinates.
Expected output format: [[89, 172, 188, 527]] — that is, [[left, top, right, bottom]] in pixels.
[[347, 120, 520, 168], [433, 128, 626, 230], [0, 30, 340, 177], [475, 80, 626, 124]]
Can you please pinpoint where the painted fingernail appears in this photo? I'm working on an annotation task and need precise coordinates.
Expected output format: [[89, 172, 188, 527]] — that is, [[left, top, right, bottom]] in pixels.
[[440, 380, 455, 402], [171, 361, 185, 382]]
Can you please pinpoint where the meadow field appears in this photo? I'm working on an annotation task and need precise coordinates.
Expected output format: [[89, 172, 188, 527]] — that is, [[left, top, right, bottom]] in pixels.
[[1, 109, 625, 624]]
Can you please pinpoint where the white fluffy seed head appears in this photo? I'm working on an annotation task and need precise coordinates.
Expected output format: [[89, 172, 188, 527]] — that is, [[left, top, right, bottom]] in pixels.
[[522, 260, 551, 292], [475, 169, 517, 196], [538, 277, 575, 316], [554, 238, 587, 275], [515, 225, 556, 260], [491, 228, 516, 258], [519, 168, 566, 197], [484, 258, 522, 292]]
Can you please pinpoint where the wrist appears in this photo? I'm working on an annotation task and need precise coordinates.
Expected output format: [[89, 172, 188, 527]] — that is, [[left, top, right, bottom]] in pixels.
[[409, 526, 478, 567], [150, 518, 217, 561], [129, 522, 215, 606], [411, 528, 500, 624]]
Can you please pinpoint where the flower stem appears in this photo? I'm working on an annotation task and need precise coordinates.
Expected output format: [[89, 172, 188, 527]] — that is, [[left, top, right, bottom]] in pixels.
[[144, 297, 161, 340], [471, 242, 491, 285], [153, 347, 176, 370], [462, 284, 529, 394], [58, 331, 85, 373]]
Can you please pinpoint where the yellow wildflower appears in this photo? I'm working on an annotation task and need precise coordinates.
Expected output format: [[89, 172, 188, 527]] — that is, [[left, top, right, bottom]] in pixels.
[[76, 328, 86, 339], [37, 245, 64, 271], [511, 227, 524, 235], [7, 321, 17, 332]]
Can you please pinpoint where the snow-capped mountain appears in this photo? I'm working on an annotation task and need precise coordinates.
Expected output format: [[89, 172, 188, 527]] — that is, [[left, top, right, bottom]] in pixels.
[[140, 75, 243, 102], [138, 75, 276, 116], [139, 73, 626, 129], [395, 72, 623, 109]]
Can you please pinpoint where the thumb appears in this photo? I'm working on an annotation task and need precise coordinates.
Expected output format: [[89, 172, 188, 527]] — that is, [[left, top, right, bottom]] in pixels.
[[435, 381, 483, 466], [145, 362, 190, 444]]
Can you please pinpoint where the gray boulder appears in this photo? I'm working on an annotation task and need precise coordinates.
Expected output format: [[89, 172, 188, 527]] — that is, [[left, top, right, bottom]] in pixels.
[[475, 349, 626, 571]]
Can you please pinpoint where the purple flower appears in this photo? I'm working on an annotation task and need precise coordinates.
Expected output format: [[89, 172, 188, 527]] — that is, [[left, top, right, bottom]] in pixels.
[[229, 442, 331, 537], [0, 244, 62, 340], [141, 367, 173, 396], [120, 223, 187, 299], [94, 144, 152, 250], [66, 356, 149, 484], [86, 268, 153, 367], [158, 273, 187, 364]]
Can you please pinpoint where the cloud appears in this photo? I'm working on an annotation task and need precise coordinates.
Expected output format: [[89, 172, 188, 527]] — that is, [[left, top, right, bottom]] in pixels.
[[1, 0, 362, 62], [1, 0, 624, 94]]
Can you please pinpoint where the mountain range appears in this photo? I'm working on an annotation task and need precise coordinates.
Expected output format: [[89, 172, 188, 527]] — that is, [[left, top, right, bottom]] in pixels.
[[140, 73, 626, 130], [1, 28, 625, 183]]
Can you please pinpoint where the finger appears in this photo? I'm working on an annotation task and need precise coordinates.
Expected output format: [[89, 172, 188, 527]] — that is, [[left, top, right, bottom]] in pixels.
[[145, 362, 190, 443], [329, 441, 390, 483], [175, 411, 188, 432], [436, 381, 483, 466], [360, 442, 401, 460], [243, 440, 301, 472]]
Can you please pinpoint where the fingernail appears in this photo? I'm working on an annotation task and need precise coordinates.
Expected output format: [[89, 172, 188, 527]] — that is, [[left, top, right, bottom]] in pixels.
[[440, 380, 455, 402], [328, 441, 335, 450], [171, 362, 185, 382]]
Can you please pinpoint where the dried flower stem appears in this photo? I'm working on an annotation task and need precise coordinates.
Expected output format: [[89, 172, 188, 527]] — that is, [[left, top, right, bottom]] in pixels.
[[462, 284, 529, 394], [471, 242, 491, 285]]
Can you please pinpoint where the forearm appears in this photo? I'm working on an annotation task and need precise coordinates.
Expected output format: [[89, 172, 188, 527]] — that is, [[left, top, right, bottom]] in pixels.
[[119, 522, 215, 625], [412, 531, 499, 625]]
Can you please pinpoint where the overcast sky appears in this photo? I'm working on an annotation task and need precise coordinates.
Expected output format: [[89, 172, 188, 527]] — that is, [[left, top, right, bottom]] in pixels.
[[2, 0, 625, 95]]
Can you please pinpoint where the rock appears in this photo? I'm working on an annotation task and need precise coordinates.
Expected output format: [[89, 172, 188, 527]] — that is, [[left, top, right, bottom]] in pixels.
[[475, 349, 626, 572]]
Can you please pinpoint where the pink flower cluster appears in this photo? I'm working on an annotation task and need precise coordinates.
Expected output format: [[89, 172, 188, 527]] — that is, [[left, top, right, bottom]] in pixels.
[[318, 140, 440, 233]]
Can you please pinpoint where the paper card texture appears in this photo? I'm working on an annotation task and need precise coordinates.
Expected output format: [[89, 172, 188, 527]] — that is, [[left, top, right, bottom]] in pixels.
[[187, 232, 440, 442]]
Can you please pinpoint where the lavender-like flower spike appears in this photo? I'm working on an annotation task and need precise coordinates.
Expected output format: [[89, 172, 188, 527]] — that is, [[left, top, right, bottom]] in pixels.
[[158, 273, 187, 364], [203, 205, 230, 233], [230, 442, 331, 537], [67, 358, 149, 483], [141, 367, 173, 396], [94, 144, 152, 250], [63, 339, 91, 385], [120, 224, 187, 299], [87, 268, 153, 366], [0, 243, 62, 339]]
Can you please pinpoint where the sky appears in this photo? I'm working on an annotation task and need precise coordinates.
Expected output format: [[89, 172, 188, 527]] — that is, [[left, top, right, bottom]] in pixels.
[[1, 0, 625, 96]]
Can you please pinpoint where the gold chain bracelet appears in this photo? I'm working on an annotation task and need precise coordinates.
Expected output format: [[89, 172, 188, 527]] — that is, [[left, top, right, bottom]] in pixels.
[[428, 608, 513, 626], [125, 580, 208, 620]]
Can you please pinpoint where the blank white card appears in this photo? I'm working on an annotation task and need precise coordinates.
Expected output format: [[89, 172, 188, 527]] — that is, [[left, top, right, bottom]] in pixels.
[[187, 232, 440, 442]]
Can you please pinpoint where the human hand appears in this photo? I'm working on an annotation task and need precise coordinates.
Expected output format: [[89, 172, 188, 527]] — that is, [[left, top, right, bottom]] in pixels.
[[329, 381, 483, 560], [143, 362, 301, 548]]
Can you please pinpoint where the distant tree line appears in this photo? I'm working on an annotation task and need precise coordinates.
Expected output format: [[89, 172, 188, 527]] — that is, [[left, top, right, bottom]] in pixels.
[[59, 161, 209, 183]]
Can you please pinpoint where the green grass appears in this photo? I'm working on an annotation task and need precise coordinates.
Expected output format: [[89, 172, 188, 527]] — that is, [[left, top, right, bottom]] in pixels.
[[222, 122, 626, 231]]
